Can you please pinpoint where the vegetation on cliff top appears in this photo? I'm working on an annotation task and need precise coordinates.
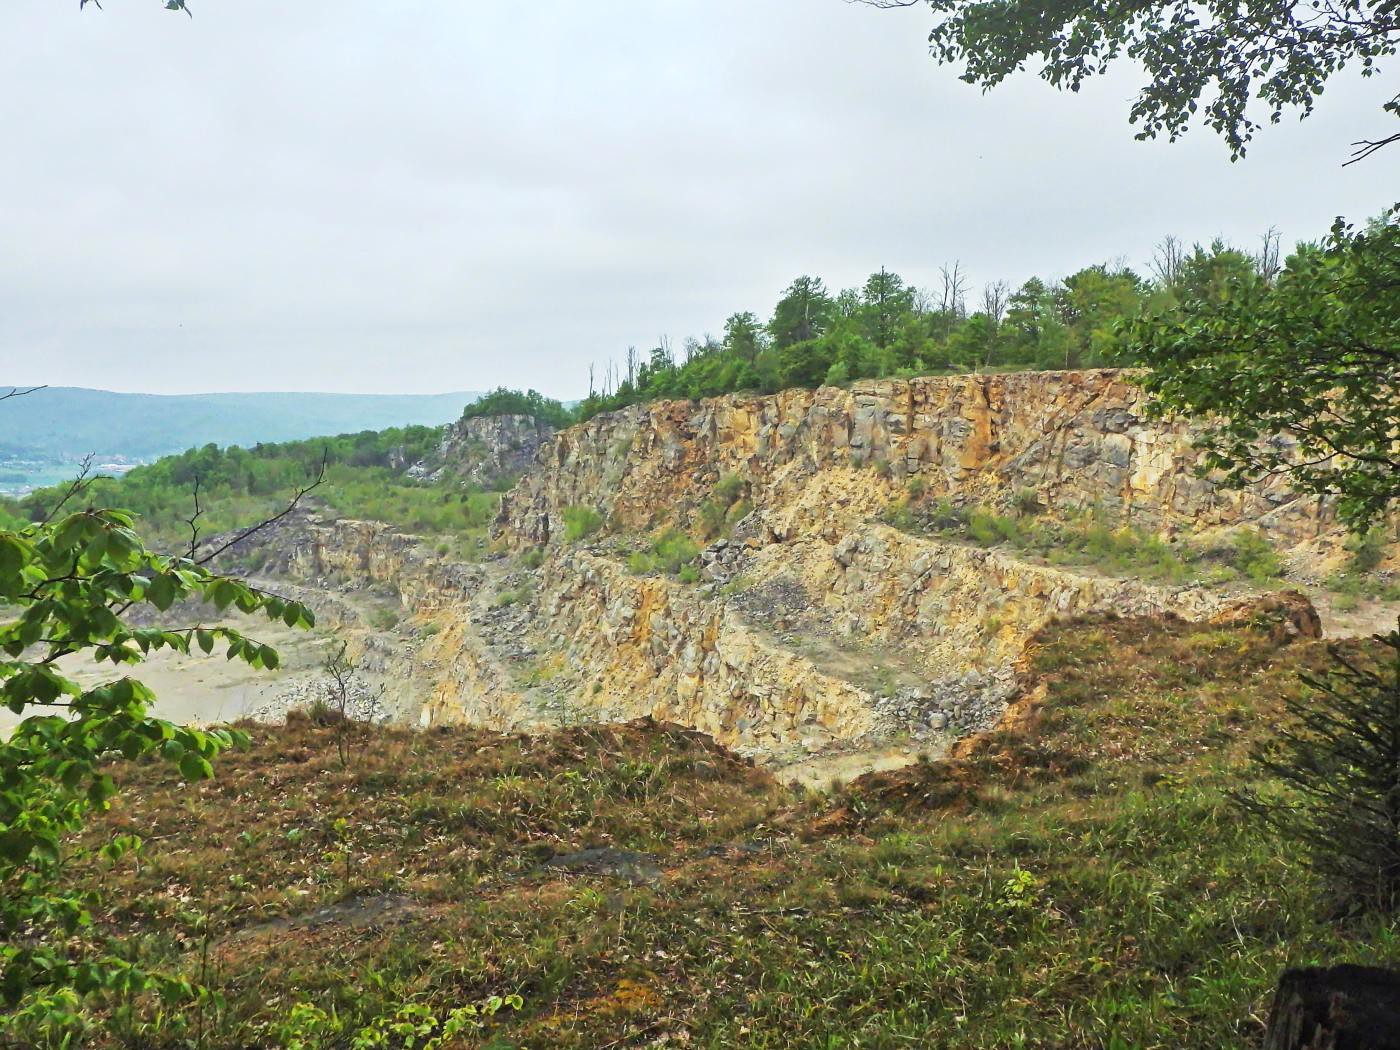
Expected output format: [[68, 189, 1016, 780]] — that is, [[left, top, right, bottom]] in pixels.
[[572, 240, 1277, 421], [9, 615, 1393, 1048]]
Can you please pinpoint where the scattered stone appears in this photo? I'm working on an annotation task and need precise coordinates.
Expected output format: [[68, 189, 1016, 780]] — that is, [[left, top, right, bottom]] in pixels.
[[543, 847, 662, 884]]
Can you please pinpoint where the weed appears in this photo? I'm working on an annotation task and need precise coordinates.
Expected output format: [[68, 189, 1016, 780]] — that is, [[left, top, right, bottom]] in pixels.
[[562, 506, 604, 542], [1228, 529, 1285, 582]]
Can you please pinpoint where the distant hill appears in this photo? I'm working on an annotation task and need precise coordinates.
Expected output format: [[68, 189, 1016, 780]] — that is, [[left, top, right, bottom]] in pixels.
[[0, 386, 481, 492], [0, 386, 481, 460]]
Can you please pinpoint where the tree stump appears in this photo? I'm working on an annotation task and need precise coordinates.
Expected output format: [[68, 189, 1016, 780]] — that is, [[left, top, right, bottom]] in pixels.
[[1263, 965, 1400, 1050]]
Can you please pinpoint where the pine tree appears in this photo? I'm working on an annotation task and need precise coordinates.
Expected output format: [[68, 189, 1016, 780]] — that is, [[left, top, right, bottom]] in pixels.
[[1239, 620, 1400, 911]]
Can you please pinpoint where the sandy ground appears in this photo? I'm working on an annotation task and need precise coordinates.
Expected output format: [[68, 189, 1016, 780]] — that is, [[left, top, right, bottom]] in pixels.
[[0, 621, 338, 733]]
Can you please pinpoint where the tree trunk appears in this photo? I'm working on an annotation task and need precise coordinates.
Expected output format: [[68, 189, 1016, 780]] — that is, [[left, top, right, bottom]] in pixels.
[[1263, 965, 1400, 1050]]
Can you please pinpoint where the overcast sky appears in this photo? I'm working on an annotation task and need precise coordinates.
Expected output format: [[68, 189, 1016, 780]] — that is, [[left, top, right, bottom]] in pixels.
[[3, 1, 1396, 399]]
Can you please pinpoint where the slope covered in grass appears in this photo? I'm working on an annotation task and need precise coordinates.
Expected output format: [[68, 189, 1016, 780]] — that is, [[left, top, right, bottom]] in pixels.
[[39, 616, 1400, 1048]]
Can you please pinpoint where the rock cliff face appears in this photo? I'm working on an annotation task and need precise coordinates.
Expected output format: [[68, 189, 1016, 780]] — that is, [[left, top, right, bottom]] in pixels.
[[247, 370, 1363, 777], [499, 370, 1332, 548], [410, 413, 555, 488]]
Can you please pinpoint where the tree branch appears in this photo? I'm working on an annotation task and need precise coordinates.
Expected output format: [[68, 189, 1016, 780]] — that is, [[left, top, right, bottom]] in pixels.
[[194, 451, 328, 567]]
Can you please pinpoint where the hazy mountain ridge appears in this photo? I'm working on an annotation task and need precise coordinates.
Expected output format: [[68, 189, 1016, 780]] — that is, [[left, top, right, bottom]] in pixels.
[[0, 386, 482, 491]]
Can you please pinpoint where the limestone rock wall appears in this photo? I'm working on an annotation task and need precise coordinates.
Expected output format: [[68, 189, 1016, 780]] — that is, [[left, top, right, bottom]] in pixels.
[[410, 413, 555, 489], [499, 370, 1332, 548]]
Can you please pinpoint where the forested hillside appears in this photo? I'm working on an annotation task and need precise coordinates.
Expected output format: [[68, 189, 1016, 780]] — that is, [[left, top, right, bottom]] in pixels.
[[0, 425, 502, 556]]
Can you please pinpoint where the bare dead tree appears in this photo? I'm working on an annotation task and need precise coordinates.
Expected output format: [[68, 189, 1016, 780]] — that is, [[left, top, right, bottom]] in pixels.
[[587, 362, 595, 399], [937, 262, 968, 342], [1150, 235, 1185, 288], [911, 287, 935, 318], [940, 262, 968, 319], [981, 280, 1009, 328], [1256, 226, 1283, 284]]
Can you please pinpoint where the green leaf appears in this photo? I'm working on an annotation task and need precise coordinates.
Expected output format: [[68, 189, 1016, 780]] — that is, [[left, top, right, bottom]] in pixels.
[[178, 753, 214, 782], [147, 574, 177, 612]]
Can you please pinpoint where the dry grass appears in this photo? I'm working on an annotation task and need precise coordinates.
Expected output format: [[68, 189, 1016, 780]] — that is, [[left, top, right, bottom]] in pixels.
[[32, 615, 1400, 1048]]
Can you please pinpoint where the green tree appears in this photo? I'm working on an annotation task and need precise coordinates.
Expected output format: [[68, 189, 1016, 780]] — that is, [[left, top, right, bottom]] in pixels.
[[860, 268, 915, 354], [0, 502, 313, 1035], [868, 0, 1399, 160], [1238, 622, 1400, 911], [1171, 241, 1262, 305], [461, 388, 573, 429], [723, 312, 766, 363], [1130, 215, 1399, 529], [769, 276, 834, 350], [1060, 265, 1146, 368]]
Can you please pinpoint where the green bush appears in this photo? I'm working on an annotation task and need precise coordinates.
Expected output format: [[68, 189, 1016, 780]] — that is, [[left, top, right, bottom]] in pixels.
[[652, 528, 700, 574], [1346, 526, 1390, 574], [1229, 529, 1285, 583], [626, 528, 701, 578], [881, 499, 917, 531], [368, 608, 400, 630], [521, 549, 545, 570], [713, 474, 745, 506], [562, 506, 604, 543]]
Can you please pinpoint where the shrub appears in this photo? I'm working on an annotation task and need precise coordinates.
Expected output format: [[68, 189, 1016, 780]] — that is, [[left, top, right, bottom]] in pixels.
[[624, 529, 701, 578], [368, 608, 400, 630], [1015, 487, 1041, 516], [1346, 526, 1390, 575], [967, 508, 1021, 547], [905, 476, 928, 501], [823, 360, 850, 386], [562, 506, 604, 542], [697, 500, 728, 540], [521, 548, 545, 570], [651, 528, 700, 575], [1229, 529, 1285, 583], [698, 476, 748, 540], [713, 474, 745, 506], [678, 564, 701, 584], [1237, 623, 1400, 911], [882, 499, 917, 532]]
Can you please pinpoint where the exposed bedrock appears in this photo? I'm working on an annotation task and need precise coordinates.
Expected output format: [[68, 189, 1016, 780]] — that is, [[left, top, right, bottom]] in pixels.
[[255, 370, 1356, 768]]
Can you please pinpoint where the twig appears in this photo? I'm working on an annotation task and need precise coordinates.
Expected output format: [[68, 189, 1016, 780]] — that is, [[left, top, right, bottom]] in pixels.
[[1344, 130, 1400, 165], [184, 475, 205, 560], [39, 455, 97, 526], [0, 385, 46, 403], [194, 451, 328, 566]]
